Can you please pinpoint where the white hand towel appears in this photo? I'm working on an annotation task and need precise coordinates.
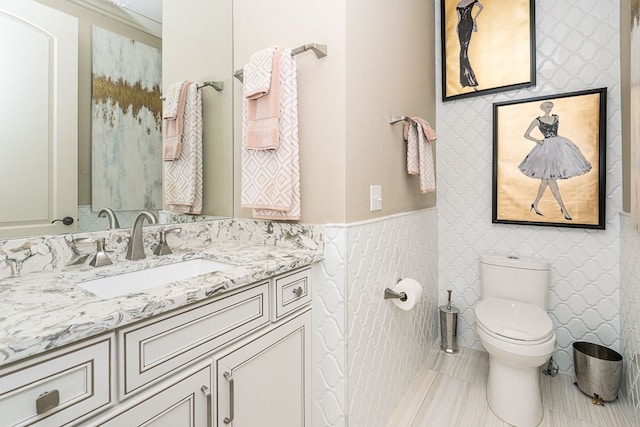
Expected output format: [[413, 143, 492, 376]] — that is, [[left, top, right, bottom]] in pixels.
[[243, 46, 278, 99], [241, 48, 300, 220]]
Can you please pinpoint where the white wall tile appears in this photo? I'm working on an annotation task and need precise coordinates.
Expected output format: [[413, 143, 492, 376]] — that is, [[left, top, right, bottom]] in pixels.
[[435, 0, 622, 374], [315, 209, 439, 427]]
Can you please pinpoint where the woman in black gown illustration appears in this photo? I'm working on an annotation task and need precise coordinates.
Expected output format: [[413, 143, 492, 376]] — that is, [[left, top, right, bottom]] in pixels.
[[519, 101, 592, 220], [456, 0, 484, 90]]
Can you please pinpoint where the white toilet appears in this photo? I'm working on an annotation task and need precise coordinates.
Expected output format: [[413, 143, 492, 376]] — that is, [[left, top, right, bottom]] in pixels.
[[475, 252, 556, 427]]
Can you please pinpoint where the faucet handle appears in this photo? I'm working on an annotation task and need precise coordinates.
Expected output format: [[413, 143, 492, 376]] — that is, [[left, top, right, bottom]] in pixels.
[[73, 237, 113, 267], [90, 238, 113, 267], [154, 228, 182, 256]]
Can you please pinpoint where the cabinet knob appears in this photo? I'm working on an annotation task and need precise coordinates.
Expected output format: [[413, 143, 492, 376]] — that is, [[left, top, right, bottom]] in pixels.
[[36, 389, 60, 414], [292, 286, 304, 298]]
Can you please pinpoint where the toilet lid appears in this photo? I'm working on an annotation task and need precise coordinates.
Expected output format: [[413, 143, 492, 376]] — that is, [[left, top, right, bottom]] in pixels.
[[475, 297, 553, 342]]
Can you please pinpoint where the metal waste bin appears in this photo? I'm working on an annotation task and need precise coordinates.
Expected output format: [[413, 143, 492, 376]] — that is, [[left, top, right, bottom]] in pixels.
[[573, 341, 623, 402], [439, 304, 459, 354]]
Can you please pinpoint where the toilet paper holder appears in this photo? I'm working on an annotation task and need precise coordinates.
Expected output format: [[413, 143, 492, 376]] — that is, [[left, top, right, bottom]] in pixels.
[[384, 280, 408, 302]]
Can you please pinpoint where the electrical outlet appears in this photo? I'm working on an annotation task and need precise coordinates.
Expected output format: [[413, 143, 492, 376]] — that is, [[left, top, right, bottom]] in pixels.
[[370, 185, 382, 211]]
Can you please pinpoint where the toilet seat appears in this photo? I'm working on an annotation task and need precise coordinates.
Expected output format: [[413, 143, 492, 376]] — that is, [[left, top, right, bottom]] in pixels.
[[475, 297, 554, 345]]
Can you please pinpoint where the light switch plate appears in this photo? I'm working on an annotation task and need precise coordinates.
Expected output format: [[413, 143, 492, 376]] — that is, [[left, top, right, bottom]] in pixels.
[[370, 185, 382, 211]]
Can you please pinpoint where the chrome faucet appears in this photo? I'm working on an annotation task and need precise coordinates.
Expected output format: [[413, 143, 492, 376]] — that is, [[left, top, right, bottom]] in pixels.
[[98, 208, 120, 229], [125, 211, 158, 260]]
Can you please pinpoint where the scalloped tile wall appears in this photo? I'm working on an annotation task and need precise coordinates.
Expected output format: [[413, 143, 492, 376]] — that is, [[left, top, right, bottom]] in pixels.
[[435, 0, 622, 374], [315, 209, 438, 427], [620, 214, 640, 425]]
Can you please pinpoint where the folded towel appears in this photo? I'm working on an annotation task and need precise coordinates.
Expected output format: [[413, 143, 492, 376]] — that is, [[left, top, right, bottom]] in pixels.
[[163, 80, 190, 160], [243, 46, 278, 99], [246, 47, 283, 150], [241, 48, 300, 220], [164, 82, 203, 214], [403, 117, 437, 193]]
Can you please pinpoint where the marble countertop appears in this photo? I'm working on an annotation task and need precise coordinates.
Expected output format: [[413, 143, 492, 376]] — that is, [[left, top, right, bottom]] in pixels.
[[0, 240, 323, 367]]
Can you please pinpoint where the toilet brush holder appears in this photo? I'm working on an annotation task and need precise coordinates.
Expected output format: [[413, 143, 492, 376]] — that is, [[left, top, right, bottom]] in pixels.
[[439, 290, 459, 354]]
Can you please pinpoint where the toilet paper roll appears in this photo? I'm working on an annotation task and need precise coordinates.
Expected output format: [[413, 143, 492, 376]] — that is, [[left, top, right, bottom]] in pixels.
[[391, 278, 423, 310]]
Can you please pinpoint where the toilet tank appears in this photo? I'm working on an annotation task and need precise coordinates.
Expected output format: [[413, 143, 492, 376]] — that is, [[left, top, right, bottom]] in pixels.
[[479, 252, 550, 309]]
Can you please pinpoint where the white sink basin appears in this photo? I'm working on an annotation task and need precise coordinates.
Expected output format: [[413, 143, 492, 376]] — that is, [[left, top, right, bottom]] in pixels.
[[78, 259, 235, 298]]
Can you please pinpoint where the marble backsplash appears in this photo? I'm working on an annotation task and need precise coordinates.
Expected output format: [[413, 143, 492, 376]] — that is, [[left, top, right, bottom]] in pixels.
[[0, 218, 324, 281]]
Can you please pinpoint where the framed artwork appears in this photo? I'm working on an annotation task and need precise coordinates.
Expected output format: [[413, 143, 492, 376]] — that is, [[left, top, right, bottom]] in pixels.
[[492, 88, 607, 229], [91, 26, 162, 212], [440, 0, 536, 101]]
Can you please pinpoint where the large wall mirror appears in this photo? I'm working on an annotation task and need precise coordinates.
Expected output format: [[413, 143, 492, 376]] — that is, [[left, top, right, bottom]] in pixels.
[[0, 0, 233, 239]]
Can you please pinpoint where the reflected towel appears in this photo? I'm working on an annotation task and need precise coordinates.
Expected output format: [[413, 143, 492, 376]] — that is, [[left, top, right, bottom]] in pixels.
[[246, 47, 283, 150], [163, 80, 189, 160], [403, 117, 437, 193], [241, 48, 300, 220], [164, 83, 203, 214]]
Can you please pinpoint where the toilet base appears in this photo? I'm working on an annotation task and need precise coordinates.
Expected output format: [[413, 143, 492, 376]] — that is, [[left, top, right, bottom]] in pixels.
[[486, 358, 543, 427]]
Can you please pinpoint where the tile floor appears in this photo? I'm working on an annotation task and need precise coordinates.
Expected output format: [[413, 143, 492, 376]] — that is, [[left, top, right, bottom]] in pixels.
[[386, 347, 635, 426]]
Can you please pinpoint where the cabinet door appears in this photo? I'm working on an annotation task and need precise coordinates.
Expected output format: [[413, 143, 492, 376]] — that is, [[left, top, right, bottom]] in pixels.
[[215, 309, 311, 427], [91, 360, 212, 427]]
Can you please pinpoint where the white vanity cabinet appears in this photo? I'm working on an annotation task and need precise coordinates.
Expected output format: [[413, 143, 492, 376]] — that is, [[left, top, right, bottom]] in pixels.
[[0, 265, 313, 427], [0, 334, 114, 426], [215, 309, 311, 427]]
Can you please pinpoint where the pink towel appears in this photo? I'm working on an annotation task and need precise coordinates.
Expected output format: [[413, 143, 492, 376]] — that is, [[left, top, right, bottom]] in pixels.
[[246, 48, 283, 150], [163, 81, 190, 161], [403, 117, 437, 193]]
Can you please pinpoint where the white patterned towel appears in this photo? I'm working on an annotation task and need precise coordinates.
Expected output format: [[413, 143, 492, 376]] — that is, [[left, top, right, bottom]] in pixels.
[[164, 83, 203, 214], [403, 117, 437, 193], [243, 46, 278, 99], [241, 48, 300, 220]]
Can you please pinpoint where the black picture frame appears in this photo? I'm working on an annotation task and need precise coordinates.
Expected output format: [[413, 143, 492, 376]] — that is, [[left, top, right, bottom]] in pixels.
[[492, 88, 607, 229], [441, 0, 536, 102]]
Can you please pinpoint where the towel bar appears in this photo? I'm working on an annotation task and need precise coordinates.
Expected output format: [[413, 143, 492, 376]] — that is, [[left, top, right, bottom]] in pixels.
[[389, 115, 416, 126], [160, 80, 223, 100], [197, 81, 224, 92], [234, 43, 328, 82]]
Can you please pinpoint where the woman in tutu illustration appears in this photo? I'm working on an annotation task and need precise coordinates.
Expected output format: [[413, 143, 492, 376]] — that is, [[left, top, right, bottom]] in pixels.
[[519, 101, 592, 220], [456, 0, 484, 90]]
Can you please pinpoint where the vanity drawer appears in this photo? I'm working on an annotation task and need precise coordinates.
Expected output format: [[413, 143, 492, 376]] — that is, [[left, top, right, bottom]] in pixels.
[[271, 267, 312, 321], [119, 282, 270, 397], [0, 334, 114, 427]]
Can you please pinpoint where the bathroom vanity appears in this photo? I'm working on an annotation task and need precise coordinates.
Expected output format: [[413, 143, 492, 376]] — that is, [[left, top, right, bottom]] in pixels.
[[0, 220, 323, 426]]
